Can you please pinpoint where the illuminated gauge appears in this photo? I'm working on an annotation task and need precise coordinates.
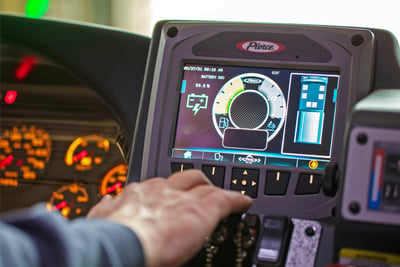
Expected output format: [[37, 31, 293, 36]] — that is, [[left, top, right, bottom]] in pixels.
[[0, 125, 51, 186], [212, 73, 286, 142], [100, 164, 127, 197], [65, 134, 110, 171], [47, 183, 89, 219]]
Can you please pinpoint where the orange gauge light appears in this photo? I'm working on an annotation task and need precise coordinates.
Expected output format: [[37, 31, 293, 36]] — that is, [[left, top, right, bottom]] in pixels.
[[65, 134, 110, 171], [0, 125, 51, 187], [47, 183, 89, 219], [100, 164, 127, 197]]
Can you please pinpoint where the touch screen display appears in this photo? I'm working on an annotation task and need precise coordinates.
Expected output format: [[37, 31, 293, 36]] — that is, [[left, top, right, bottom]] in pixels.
[[172, 63, 340, 170]]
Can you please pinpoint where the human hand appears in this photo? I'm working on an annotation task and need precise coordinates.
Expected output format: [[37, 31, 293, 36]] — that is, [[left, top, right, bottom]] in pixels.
[[87, 169, 252, 267]]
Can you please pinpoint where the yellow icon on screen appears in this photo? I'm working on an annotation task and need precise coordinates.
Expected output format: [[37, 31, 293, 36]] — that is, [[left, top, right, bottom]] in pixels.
[[308, 160, 319, 170]]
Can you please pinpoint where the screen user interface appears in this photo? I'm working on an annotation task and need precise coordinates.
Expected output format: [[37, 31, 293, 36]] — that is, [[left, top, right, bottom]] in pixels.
[[172, 63, 340, 170]]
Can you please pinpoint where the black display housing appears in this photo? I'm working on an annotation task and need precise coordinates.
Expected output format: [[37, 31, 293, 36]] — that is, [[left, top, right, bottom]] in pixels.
[[129, 21, 379, 221]]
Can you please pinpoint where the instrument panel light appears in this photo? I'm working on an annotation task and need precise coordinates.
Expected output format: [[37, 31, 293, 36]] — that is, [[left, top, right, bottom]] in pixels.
[[4, 91, 18, 104], [15, 56, 36, 80]]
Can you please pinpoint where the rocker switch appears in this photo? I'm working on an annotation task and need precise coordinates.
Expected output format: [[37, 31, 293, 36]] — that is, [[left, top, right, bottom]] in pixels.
[[255, 215, 292, 266]]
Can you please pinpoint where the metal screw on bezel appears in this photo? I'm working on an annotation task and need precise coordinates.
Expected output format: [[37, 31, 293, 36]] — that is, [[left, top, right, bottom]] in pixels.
[[305, 226, 316, 237], [349, 202, 361, 214], [351, 34, 364, 47], [167, 27, 178, 38], [356, 133, 368, 145]]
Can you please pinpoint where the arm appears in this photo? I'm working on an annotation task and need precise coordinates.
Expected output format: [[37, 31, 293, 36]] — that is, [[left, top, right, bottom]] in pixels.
[[1, 169, 252, 267], [0, 204, 144, 267]]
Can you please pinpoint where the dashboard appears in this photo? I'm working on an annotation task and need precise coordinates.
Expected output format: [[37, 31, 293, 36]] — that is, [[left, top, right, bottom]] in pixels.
[[0, 43, 129, 219], [0, 15, 149, 219], [1, 14, 400, 267]]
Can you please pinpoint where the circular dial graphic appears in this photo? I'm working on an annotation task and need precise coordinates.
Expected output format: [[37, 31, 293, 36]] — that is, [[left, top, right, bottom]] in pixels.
[[47, 183, 89, 219], [65, 134, 110, 171], [229, 90, 270, 129], [0, 125, 51, 184], [212, 73, 286, 142], [100, 164, 127, 197]]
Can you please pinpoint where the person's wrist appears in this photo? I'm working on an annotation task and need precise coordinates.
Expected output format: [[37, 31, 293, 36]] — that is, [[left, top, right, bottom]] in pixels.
[[113, 218, 162, 267]]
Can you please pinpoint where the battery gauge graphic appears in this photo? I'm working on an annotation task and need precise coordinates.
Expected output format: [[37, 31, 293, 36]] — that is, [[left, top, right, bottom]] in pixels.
[[186, 93, 208, 116]]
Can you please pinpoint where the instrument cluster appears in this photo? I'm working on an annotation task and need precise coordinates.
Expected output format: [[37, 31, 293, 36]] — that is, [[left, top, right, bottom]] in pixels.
[[0, 43, 128, 219]]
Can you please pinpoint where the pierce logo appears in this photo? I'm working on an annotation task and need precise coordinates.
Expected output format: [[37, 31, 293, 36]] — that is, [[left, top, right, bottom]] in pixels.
[[236, 40, 285, 53]]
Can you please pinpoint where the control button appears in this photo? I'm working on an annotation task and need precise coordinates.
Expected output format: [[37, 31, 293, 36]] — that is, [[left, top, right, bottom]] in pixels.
[[172, 149, 203, 159], [383, 182, 399, 200], [295, 173, 322, 195], [266, 157, 297, 168], [265, 171, 290, 195], [255, 215, 293, 266], [230, 168, 259, 198], [234, 154, 265, 165], [171, 163, 194, 173], [203, 152, 234, 162], [298, 159, 327, 170], [202, 165, 225, 188]]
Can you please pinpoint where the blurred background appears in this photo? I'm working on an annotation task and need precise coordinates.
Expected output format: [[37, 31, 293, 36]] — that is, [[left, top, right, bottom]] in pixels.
[[1, 0, 399, 40]]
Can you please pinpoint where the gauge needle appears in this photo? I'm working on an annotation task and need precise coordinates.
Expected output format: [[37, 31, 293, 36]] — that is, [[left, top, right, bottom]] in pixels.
[[105, 182, 122, 194], [73, 150, 88, 163], [54, 200, 67, 210], [0, 155, 14, 168]]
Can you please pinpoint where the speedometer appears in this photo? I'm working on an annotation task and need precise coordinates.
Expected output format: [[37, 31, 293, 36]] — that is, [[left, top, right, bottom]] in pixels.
[[100, 164, 127, 197], [47, 182, 89, 219], [65, 134, 110, 171]]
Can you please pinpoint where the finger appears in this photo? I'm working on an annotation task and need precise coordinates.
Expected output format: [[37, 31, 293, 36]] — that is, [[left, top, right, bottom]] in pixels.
[[167, 169, 211, 190], [200, 190, 253, 220], [101, 194, 114, 202], [188, 184, 220, 199], [224, 191, 253, 213]]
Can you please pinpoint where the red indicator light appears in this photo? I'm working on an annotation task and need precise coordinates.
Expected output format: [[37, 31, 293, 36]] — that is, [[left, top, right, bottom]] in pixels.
[[0, 155, 14, 168], [15, 56, 36, 80], [73, 150, 88, 163], [106, 182, 122, 194], [4, 91, 18, 104], [54, 200, 67, 210]]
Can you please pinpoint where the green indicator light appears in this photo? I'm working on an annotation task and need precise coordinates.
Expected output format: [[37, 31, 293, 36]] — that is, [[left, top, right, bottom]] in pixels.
[[26, 0, 49, 18]]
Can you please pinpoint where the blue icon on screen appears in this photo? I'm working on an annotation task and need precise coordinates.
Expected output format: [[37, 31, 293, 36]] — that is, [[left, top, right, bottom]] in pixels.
[[218, 117, 229, 129], [294, 76, 328, 145], [214, 153, 224, 161]]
